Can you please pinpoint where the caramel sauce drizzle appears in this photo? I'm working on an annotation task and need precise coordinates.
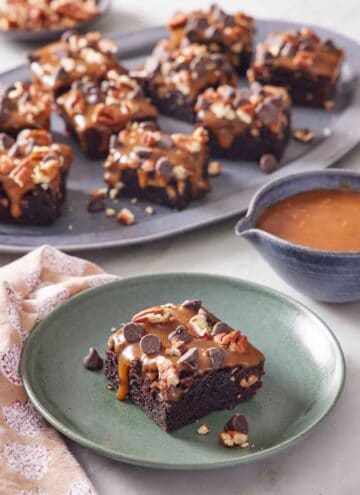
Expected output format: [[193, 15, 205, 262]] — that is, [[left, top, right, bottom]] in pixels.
[[108, 303, 264, 401]]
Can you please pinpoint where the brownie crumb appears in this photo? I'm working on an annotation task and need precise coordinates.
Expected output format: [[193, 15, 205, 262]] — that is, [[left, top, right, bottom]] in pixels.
[[292, 128, 315, 143], [87, 197, 105, 213]]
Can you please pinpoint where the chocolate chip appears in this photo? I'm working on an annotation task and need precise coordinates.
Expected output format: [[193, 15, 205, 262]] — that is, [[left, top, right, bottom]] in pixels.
[[140, 334, 161, 354], [208, 347, 226, 368], [87, 197, 105, 213], [174, 59, 189, 71], [190, 56, 208, 76], [54, 66, 69, 82], [223, 14, 235, 27], [323, 39, 337, 51], [204, 26, 222, 42], [0, 133, 14, 150], [178, 348, 199, 369], [133, 146, 152, 159], [210, 4, 226, 23], [281, 42, 296, 57], [168, 325, 192, 343], [155, 157, 172, 177], [259, 154, 278, 173], [187, 16, 208, 32], [185, 29, 199, 43], [298, 40, 314, 51], [211, 322, 231, 336], [83, 347, 103, 370], [157, 135, 173, 150], [124, 322, 145, 343], [0, 96, 15, 114], [255, 101, 277, 126], [139, 121, 157, 131], [224, 414, 248, 434], [182, 299, 202, 312]]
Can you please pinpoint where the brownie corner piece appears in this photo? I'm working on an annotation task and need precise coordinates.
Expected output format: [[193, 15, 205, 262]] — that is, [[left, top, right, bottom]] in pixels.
[[167, 4, 254, 75], [132, 40, 237, 123], [249, 27, 344, 107], [103, 122, 211, 210], [0, 129, 73, 225], [0, 81, 52, 135], [57, 71, 158, 159], [104, 301, 265, 432], [195, 83, 291, 161]]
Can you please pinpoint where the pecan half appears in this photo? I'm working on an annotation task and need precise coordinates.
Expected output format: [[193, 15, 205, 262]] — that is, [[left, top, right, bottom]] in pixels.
[[156, 356, 179, 387], [133, 306, 174, 324]]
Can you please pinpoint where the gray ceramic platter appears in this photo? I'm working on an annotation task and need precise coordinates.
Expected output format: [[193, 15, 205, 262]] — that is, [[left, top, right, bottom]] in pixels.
[[0, 20, 359, 253], [0, 0, 111, 42]]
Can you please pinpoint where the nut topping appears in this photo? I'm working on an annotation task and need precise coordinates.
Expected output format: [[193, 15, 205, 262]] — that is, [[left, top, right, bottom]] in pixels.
[[156, 356, 180, 387], [188, 313, 210, 337], [219, 430, 249, 448]]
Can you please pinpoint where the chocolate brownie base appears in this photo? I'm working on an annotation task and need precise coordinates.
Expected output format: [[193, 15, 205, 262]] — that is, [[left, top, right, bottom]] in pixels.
[[252, 68, 337, 107], [204, 122, 291, 161], [114, 152, 209, 210], [144, 83, 196, 123], [104, 349, 264, 432], [0, 175, 67, 225]]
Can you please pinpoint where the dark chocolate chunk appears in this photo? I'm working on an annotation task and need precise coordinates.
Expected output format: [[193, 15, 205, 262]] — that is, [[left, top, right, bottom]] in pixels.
[[178, 348, 199, 369], [123, 322, 145, 343], [182, 299, 202, 312], [133, 146, 152, 159], [255, 101, 277, 125], [174, 59, 189, 72], [211, 321, 231, 336], [87, 197, 105, 213], [139, 121, 157, 131], [168, 325, 192, 343], [185, 29, 199, 43], [259, 153, 278, 173], [323, 39, 337, 51], [190, 56, 208, 77], [208, 347, 226, 368], [157, 135, 173, 149], [298, 39, 314, 52], [0, 133, 15, 150], [224, 414, 248, 434], [54, 67, 68, 83], [281, 42, 296, 57], [223, 14, 235, 27], [140, 334, 161, 354], [83, 347, 103, 370], [0, 96, 15, 114], [198, 307, 219, 326], [204, 26, 222, 42], [155, 157, 172, 177]]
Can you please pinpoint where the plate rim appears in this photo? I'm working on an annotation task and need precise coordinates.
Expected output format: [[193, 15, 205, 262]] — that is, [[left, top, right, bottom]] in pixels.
[[0, 20, 360, 252], [20, 272, 346, 470]]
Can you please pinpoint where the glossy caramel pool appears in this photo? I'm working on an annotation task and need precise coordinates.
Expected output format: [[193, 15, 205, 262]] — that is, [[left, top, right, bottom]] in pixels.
[[257, 189, 360, 252]]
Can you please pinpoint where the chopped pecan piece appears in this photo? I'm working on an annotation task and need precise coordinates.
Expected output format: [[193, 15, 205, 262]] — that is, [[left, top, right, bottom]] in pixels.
[[219, 430, 249, 448]]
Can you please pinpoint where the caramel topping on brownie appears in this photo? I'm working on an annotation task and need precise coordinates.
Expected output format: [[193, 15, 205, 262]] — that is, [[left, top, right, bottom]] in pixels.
[[0, 0, 99, 31], [103, 122, 210, 200], [196, 83, 291, 149], [168, 4, 253, 64], [29, 31, 123, 93], [57, 70, 158, 144], [132, 40, 237, 100], [0, 129, 72, 218], [108, 301, 264, 401], [0, 82, 52, 132], [252, 28, 343, 80]]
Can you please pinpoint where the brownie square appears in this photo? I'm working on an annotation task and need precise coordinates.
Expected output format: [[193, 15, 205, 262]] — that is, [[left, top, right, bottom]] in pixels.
[[248, 27, 344, 107], [57, 71, 158, 159], [29, 31, 125, 96], [0, 129, 73, 225], [195, 83, 291, 161], [0, 82, 52, 135], [103, 122, 211, 210], [132, 40, 237, 123], [167, 3, 254, 75], [104, 300, 265, 432]]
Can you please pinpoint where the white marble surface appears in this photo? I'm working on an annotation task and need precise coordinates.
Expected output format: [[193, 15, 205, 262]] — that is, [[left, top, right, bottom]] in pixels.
[[1, 1, 360, 493]]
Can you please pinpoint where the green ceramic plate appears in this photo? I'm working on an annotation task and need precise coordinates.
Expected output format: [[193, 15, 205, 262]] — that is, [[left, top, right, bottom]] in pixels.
[[21, 274, 345, 470]]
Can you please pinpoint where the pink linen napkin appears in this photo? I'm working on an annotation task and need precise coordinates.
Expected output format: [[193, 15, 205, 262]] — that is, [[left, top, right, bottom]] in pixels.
[[0, 245, 118, 494]]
